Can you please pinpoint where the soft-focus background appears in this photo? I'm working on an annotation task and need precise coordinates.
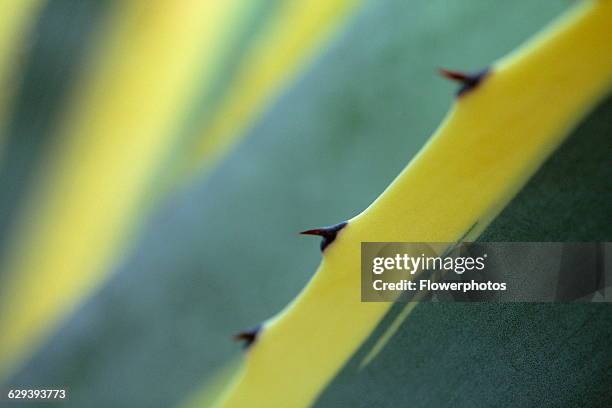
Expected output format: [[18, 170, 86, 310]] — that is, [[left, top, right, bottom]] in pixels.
[[0, 1, 610, 407]]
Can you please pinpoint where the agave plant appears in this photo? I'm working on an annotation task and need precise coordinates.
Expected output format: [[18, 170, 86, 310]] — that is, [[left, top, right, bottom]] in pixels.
[[0, 0, 610, 407]]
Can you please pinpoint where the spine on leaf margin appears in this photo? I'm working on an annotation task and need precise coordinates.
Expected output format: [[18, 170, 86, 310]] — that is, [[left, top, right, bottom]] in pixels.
[[224, 1, 612, 406]]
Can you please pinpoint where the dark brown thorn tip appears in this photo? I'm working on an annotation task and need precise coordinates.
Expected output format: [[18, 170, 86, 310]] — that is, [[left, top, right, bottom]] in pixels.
[[300, 221, 348, 252], [439, 67, 490, 96], [233, 325, 261, 350]]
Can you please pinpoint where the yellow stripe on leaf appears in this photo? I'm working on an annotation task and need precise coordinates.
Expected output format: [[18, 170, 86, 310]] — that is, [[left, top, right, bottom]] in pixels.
[[0, 0, 44, 153], [0, 0, 243, 381], [218, 1, 612, 406], [175, 0, 361, 182]]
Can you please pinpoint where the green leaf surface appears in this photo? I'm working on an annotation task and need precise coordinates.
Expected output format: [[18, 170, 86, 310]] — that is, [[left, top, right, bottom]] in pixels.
[[0, 0, 112, 268], [315, 96, 612, 407], [7, 1, 608, 407]]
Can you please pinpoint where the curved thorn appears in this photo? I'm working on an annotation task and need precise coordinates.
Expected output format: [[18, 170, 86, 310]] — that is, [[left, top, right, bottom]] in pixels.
[[300, 221, 348, 251], [439, 67, 490, 96], [233, 325, 261, 350]]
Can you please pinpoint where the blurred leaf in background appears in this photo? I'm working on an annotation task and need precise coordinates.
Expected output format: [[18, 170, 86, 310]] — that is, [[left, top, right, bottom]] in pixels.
[[0, 0, 247, 381], [0, 0, 359, 388], [0, 0, 44, 153], [0, 0, 610, 407]]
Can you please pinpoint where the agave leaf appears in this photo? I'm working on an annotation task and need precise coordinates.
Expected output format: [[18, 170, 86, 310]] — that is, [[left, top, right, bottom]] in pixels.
[[219, 2, 612, 406], [0, 0, 246, 380], [0, 0, 44, 153], [315, 95, 612, 407], [0, 0, 112, 258], [4, 1, 586, 407], [0, 0, 363, 394], [172, 0, 362, 184]]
